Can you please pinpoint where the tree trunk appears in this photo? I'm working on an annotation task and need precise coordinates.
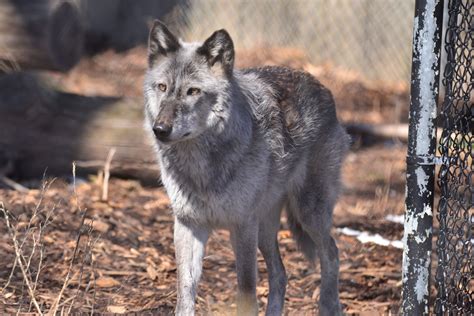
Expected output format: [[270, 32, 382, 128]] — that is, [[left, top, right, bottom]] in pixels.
[[0, 0, 83, 72], [0, 74, 159, 184]]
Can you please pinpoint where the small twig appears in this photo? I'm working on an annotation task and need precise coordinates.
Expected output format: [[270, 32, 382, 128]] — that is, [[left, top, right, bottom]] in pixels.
[[29, 218, 47, 312], [47, 209, 87, 316], [22, 176, 56, 240], [101, 148, 116, 202], [66, 223, 94, 314], [25, 229, 39, 276], [26, 231, 39, 313], [29, 243, 44, 312], [58, 295, 76, 311], [1, 203, 43, 315], [1, 256, 18, 293], [88, 235, 100, 316], [71, 162, 81, 212]]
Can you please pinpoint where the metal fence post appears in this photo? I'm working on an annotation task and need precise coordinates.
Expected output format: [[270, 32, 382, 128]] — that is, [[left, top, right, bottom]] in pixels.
[[402, 0, 444, 315]]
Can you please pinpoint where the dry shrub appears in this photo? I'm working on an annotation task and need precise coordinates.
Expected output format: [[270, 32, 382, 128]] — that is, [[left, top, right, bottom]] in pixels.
[[0, 176, 99, 315]]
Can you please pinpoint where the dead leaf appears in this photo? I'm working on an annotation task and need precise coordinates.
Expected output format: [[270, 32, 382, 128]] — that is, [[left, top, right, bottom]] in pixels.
[[43, 235, 55, 244], [143, 290, 155, 298], [107, 305, 126, 313], [96, 276, 120, 288], [93, 220, 110, 233], [146, 264, 157, 280]]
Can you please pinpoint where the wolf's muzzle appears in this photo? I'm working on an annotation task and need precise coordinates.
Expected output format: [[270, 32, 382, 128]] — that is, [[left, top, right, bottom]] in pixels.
[[153, 123, 172, 142]]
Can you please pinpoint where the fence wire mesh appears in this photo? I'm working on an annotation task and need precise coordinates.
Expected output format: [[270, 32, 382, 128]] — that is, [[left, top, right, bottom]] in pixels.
[[435, 0, 473, 314], [162, 0, 415, 83]]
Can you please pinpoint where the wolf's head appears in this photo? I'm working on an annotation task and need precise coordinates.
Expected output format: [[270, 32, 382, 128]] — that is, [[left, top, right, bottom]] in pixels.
[[144, 20, 235, 144]]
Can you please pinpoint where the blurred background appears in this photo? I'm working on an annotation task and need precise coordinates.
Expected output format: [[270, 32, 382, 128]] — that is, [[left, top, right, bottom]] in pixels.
[[79, 0, 415, 83], [1, 0, 422, 314], [0, 0, 416, 182]]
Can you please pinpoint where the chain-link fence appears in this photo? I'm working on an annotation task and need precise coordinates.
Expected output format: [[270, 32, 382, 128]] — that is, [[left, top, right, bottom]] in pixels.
[[161, 0, 415, 84], [435, 0, 473, 314], [76, 0, 416, 84]]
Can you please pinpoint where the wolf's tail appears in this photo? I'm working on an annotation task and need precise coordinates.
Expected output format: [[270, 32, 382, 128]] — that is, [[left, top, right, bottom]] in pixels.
[[286, 207, 318, 263]]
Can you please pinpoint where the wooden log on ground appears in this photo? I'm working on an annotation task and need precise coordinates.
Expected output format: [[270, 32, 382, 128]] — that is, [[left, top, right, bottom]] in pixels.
[[345, 123, 409, 142], [345, 123, 443, 144], [0, 73, 159, 184], [0, 0, 83, 72]]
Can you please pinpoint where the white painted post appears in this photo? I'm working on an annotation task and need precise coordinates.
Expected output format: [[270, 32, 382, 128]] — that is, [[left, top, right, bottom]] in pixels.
[[402, 0, 444, 314]]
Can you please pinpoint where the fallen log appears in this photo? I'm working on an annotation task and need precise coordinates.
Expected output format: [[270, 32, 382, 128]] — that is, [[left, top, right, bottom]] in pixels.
[[0, 74, 159, 184], [0, 0, 83, 72], [345, 123, 409, 142]]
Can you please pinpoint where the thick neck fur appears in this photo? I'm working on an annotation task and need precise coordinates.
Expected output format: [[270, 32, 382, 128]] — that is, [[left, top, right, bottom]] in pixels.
[[158, 76, 256, 193]]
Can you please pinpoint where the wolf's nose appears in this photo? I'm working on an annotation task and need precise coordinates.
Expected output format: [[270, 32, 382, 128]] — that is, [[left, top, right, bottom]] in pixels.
[[153, 123, 172, 140]]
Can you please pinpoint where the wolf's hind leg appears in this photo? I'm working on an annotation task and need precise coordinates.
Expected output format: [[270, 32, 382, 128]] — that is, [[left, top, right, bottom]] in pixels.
[[231, 219, 259, 316], [174, 218, 210, 316], [288, 183, 342, 316], [309, 228, 341, 316], [258, 208, 287, 316]]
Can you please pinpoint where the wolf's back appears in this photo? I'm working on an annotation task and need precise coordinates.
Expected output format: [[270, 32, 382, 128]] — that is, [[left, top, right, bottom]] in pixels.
[[240, 66, 349, 170]]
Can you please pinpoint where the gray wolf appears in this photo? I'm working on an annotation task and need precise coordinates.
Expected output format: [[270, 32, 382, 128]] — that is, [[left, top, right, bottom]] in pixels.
[[143, 20, 349, 316]]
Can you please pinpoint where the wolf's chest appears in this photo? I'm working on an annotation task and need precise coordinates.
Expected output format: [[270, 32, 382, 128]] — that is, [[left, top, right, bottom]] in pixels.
[[162, 177, 243, 225], [160, 161, 271, 226]]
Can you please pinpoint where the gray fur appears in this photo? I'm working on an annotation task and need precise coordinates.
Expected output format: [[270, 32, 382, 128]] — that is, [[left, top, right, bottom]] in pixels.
[[144, 20, 350, 316]]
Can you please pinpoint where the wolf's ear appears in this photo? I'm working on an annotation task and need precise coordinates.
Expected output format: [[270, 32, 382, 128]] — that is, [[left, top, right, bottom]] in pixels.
[[148, 20, 180, 67], [197, 29, 234, 76]]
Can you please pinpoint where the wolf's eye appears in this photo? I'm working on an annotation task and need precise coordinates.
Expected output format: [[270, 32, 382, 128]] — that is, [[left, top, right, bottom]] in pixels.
[[157, 83, 167, 92], [187, 87, 201, 96]]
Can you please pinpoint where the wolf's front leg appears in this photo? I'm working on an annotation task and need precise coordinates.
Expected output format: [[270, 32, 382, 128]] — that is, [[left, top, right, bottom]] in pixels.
[[231, 220, 259, 316], [174, 217, 210, 316]]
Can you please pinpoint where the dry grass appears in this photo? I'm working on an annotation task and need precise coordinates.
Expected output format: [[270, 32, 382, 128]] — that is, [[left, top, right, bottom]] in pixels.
[[0, 173, 99, 314]]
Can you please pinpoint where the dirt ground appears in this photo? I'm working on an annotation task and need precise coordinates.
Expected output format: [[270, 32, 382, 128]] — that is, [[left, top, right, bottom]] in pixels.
[[0, 47, 409, 315]]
